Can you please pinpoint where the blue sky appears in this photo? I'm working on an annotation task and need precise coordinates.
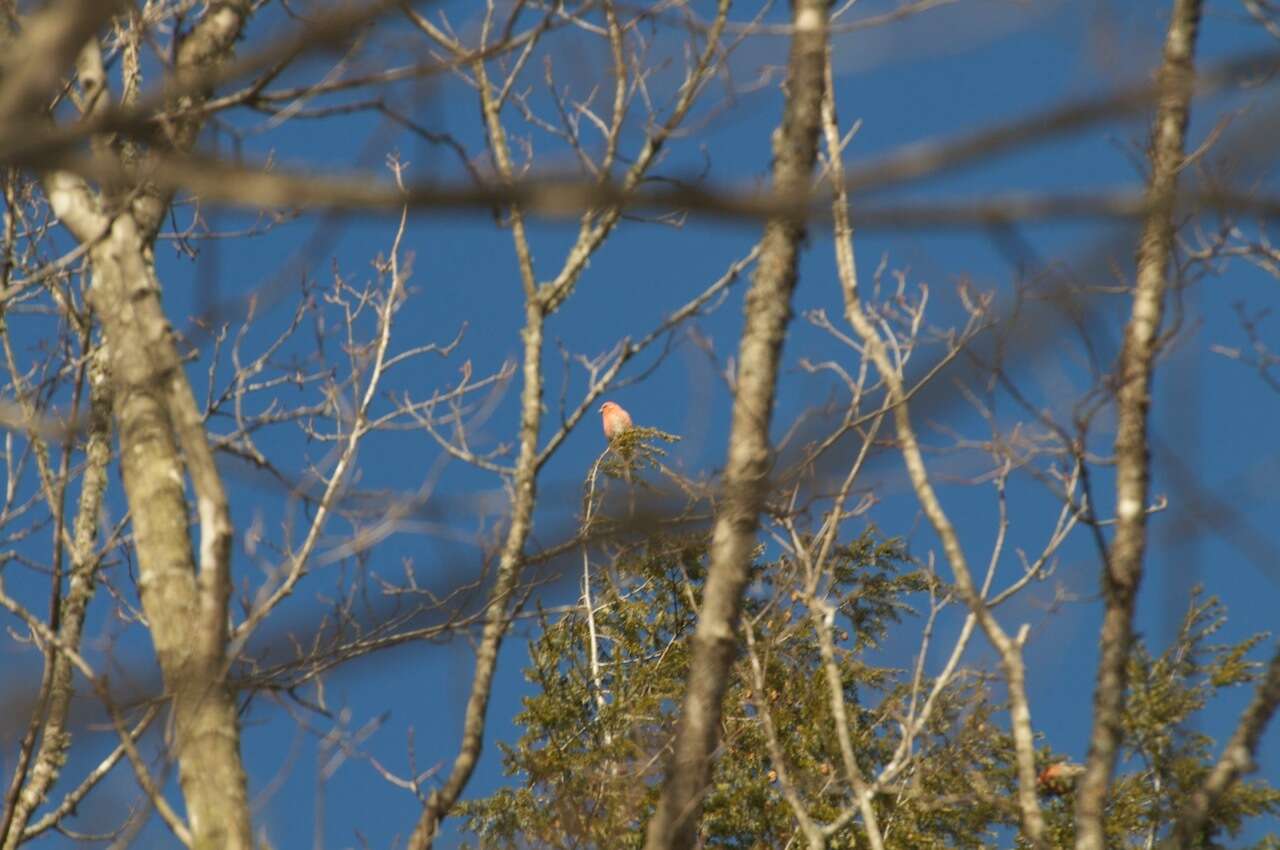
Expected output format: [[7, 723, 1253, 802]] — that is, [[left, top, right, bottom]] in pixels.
[[3, 0, 1280, 847]]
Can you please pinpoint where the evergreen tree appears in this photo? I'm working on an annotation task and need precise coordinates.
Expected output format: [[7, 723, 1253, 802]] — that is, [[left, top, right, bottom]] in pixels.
[[464, 532, 1278, 849]]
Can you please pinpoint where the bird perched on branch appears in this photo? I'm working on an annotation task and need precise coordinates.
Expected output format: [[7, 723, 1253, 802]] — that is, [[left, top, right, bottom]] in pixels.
[[600, 401, 633, 441], [1037, 761, 1086, 796]]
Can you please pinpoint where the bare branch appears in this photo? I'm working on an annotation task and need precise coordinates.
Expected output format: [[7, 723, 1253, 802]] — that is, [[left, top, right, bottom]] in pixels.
[[1, 346, 111, 850], [1169, 645, 1280, 848], [823, 47, 1049, 850]]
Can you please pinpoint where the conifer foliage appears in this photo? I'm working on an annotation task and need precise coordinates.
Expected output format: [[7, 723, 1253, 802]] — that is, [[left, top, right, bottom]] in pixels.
[[464, 528, 1277, 848]]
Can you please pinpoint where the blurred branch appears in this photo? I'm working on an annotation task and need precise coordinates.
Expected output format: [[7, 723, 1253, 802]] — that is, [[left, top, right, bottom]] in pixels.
[[841, 45, 1280, 196], [36, 148, 1280, 227], [0, 0, 418, 167], [0, 0, 124, 129]]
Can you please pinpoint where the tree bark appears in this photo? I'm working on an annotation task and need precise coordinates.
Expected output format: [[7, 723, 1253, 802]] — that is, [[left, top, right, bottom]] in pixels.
[[32, 5, 255, 847], [88, 213, 249, 850], [1073, 2, 1203, 848], [642, 3, 828, 848]]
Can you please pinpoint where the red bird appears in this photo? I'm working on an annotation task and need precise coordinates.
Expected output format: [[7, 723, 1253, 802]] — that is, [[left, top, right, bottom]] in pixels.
[[600, 401, 633, 441], [1037, 762, 1085, 796]]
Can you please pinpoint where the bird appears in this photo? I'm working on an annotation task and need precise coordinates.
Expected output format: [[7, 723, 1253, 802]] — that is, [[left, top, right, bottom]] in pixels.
[[600, 401, 633, 441], [1037, 761, 1086, 796]]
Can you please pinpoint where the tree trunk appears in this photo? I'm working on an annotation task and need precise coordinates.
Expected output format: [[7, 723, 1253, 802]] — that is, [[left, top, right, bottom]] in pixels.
[[89, 214, 250, 850], [642, 2, 829, 848]]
